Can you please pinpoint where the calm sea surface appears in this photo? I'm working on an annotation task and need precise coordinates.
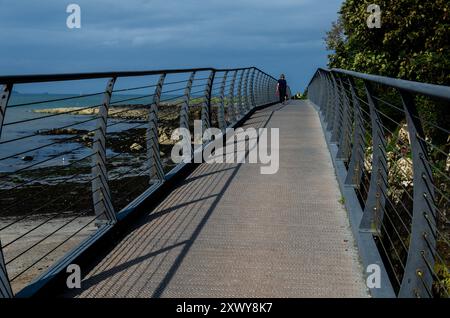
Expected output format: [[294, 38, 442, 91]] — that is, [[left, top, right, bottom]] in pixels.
[[0, 94, 156, 173]]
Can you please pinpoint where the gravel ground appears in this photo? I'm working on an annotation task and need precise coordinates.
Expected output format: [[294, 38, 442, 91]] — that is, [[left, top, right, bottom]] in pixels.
[[0, 216, 97, 294]]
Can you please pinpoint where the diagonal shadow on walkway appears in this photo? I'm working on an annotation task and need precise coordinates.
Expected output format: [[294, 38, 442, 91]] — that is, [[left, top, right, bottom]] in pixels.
[[151, 104, 283, 298]]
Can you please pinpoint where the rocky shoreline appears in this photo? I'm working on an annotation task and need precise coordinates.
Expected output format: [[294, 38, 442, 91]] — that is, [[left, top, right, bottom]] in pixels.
[[0, 104, 205, 217]]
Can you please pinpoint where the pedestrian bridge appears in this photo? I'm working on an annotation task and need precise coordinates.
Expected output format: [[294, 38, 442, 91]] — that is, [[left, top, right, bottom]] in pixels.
[[0, 67, 448, 298]]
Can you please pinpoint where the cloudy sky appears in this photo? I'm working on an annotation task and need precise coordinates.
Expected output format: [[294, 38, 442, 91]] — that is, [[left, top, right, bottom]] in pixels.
[[0, 0, 342, 92]]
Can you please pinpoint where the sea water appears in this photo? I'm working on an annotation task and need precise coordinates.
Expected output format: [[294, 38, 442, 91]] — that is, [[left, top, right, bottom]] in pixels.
[[0, 94, 150, 173]]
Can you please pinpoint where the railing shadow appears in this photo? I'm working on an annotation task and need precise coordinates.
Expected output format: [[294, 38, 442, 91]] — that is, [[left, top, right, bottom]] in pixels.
[[65, 103, 281, 297]]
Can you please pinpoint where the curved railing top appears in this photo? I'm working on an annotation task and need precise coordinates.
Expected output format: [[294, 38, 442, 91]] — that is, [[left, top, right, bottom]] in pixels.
[[0, 66, 277, 84], [312, 68, 450, 102]]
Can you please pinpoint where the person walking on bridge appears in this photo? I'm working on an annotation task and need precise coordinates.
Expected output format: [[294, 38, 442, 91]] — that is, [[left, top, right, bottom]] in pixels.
[[276, 74, 288, 105]]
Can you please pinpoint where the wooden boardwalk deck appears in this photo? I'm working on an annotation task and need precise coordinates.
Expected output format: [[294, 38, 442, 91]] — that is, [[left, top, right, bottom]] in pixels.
[[65, 100, 368, 298]]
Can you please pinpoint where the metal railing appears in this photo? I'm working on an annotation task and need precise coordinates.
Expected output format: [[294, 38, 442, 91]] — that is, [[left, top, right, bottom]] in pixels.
[[308, 68, 450, 298], [0, 66, 280, 297]]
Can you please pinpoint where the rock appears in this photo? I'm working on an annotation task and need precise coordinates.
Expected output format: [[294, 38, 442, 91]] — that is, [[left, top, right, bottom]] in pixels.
[[397, 157, 413, 187], [397, 124, 410, 145], [446, 154, 450, 172], [158, 131, 171, 145], [21, 156, 33, 161], [39, 128, 88, 135], [130, 143, 143, 152], [81, 135, 91, 142]]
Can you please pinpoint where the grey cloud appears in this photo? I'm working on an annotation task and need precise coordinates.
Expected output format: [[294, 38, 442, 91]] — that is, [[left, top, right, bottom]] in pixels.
[[0, 0, 343, 90]]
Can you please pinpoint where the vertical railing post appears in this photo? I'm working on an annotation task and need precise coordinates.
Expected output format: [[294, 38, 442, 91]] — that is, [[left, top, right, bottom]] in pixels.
[[237, 70, 244, 118], [267, 77, 274, 104], [228, 70, 238, 124], [320, 72, 329, 113], [330, 73, 344, 143], [272, 78, 277, 103], [345, 77, 366, 186], [250, 68, 256, 108], [218, 71, 228, 131], [313, 71, 323, 110], [314, 72, 320, 107], [260, 75, 265, 105], [180, 71, 196, 131], [0, 242, 12, 298], [336, 74, 353, 161], [92, 77, 116, 225], [398, 91, 436, 298], [262, 74, 269, 105], [0, 84, 13, 298], [148, 74, 166, 184], [243, 68, 251, 112], [263, 74, 268, 105], [0, 83, 12, 138], [202, 70, 215, 131], [360, 81, 387, 232], [256, 72, 263, 106], [325, 73, 336, 131], [253, 70, 260, 107]]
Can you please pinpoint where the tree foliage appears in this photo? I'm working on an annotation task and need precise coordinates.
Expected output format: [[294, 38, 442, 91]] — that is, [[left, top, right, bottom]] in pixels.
[[325, 0, 450, 85], [325, 1, 450, 297]]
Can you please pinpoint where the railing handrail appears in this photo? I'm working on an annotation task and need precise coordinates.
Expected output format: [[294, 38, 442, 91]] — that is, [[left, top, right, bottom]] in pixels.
[[307, 67, 449, 299], [0, 64, 282, 298], [0, 67, 277, 84], [314, 68, 450, 101]]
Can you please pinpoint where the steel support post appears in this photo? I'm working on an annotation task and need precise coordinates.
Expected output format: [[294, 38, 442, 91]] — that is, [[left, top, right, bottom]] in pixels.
[[398, 91, 437, 298], [201, 70, 215, 132], [218, 71, 228, 131], [345, 77, 367, 186], [243, 68, 251, 112], [249, 68, 256, 108], [0, 83, 12, 137], [253, 71, 261, 107], [228, 70, 238, 124], [0, 243, 12, 298], [330, 73, 344, 143], [360, 81, 387, 232], [257, 72, 263, 106], [326, 74, 336, 132], [148, 74, 166, 183], [180, 71, 195, 131], [0, 84, 13, 298], [336, 74, 353, 161], [237, 70, 245, 118], [92, 78, 116, 224]]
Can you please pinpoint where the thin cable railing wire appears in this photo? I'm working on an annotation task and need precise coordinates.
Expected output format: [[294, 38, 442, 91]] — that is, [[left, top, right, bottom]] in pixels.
[[3, 103, 102, 127], [0, 67, 275, 293], [378, 207, 407, 271], [0, 144, 87, 180], [4, 185, 109, 260], [7, 91, 105, 108], [9, 213, 104, 282], [0, 114, 99, 147], [372, 95, 450, 136]]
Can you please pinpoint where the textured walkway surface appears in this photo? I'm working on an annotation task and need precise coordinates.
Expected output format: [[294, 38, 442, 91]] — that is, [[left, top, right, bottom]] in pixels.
[[66, 101, 368, 298]]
